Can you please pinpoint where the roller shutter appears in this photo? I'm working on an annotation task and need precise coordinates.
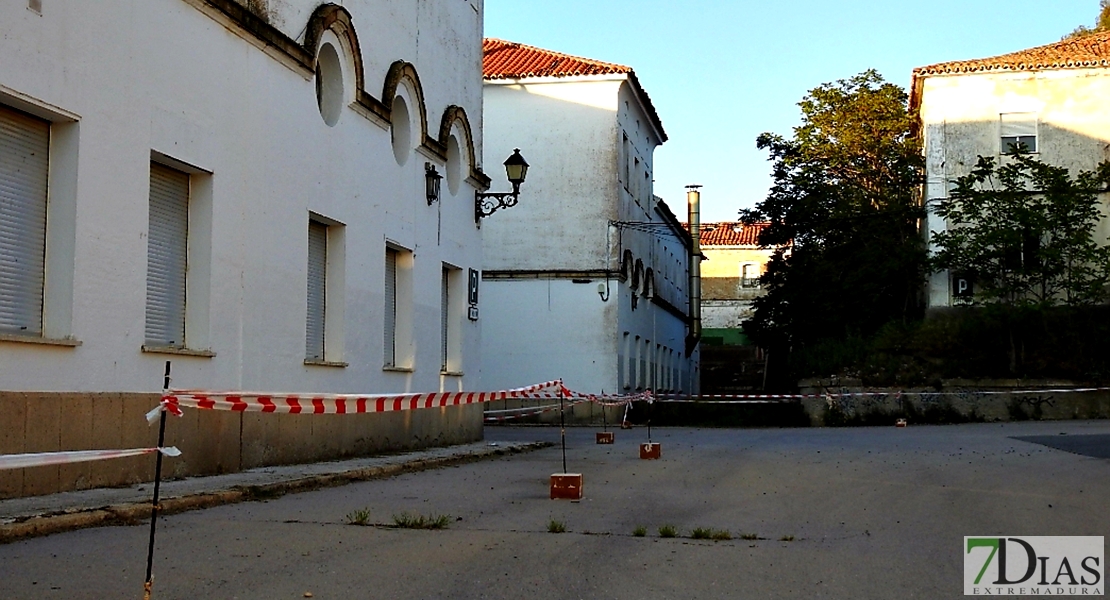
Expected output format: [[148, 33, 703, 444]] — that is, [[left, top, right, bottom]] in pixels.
[[0, 105, 49, 335], [305, 220, 327, 360]]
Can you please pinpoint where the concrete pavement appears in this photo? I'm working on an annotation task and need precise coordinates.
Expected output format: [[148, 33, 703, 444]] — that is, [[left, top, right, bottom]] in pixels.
[[0, 440, 550, 544]]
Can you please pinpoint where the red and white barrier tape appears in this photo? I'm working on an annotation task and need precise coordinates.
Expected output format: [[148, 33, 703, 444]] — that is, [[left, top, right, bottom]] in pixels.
[[149, 380, 567, 423], [0, 447, 181, 471]]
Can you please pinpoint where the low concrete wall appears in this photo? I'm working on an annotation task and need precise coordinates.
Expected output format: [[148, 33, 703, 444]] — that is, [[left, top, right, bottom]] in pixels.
[[0, 392, 483, 500], [798, 379, 1110, 426], [484, 397, 628, 427]]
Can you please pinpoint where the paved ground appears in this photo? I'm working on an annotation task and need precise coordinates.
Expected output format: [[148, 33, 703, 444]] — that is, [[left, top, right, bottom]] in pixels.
[[1, 421, 1108, 599]]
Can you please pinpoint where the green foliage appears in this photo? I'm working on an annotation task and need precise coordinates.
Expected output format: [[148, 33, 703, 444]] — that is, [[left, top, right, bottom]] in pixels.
[[633, 525, 647, 537], [1065, 0, 1110, 38], [392, 512, 451, 529], [346, 507, 371, 526], [547, 519, 566, 533], [742, 70, 926, 352], [710, 529, 733, 541], [658, 524, 678, 538], [795, 306, 1110, 383], [931, 154, 1110, 308], [780, 535, 796, 542], [690, 527, 712, 539], [739, 533, 760, 541]]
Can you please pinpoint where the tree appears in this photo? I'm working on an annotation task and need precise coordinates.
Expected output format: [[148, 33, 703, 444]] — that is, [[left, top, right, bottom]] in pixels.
[[930, 154, 1110, 307], [740, 70, 926, 352], [1064, 0, 1110, 39]]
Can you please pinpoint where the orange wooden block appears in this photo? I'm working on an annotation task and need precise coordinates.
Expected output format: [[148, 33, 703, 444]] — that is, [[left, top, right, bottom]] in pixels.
[[639, 442, 661, 459], [596, 432, 614, 444], [550, 473, 583, 499]]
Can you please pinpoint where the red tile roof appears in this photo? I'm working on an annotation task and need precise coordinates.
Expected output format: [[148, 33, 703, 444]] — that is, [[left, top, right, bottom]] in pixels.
[[482, 38, 667, 143], [692, 222, 770, 247], [914, 31, 1110, 77], [483, 38, 633, 80]]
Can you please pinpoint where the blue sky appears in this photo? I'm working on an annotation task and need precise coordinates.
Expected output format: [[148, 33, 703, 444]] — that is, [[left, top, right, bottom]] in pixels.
[[486, 0, 1097, 222]]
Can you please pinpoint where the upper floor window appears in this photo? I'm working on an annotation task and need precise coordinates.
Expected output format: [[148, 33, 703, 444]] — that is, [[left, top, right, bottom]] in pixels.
[[741, 263, 761, 288], [1000, 113, 1037, 154]]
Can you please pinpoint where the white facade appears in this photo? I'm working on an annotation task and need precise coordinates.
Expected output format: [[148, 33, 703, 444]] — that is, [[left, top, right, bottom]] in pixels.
[[0, 0, 488, 395], [0, 1, 495, 501], [481, 61, 698, 395], [914, 37, 1110, 308]]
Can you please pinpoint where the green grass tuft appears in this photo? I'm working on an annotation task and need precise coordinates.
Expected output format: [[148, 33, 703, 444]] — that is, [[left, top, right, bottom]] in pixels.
[[346, 507, 372, 526], [690, 527, 712, 539], [632, 525, 647, 537], [548, 519, 566, 533], [711, 529, 732, 541], [392, 512, 451, 530], [740, 533, 760, 540], [658, 524, 678, 538], [779, 535, 795, 542]]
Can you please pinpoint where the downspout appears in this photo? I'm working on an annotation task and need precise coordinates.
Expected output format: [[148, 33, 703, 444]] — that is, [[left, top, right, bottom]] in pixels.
[[685, 185, 702, 357]]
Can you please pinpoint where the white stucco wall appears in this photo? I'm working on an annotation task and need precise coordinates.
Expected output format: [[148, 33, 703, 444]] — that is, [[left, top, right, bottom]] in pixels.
[[480, 279, 616, 392], [919, 68, 1110, 307], [0, 0, 485, 394], [481, 73, 696, 394]]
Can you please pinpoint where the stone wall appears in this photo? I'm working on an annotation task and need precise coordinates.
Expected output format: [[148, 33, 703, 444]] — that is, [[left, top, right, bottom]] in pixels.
[[797, 379, 1110, 426]]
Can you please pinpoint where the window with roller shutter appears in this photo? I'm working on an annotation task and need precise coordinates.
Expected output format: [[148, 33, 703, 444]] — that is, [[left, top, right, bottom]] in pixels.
[[306, 220, 327, 360], [0, 104, 49, 336], [145, 162, 190, 347], [384, 247, 397, 367]]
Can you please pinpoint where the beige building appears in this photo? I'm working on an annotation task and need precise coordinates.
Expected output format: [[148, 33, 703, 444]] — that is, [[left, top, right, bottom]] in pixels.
[[912, 32, 1110, 308], [697, 222, 774, 346]]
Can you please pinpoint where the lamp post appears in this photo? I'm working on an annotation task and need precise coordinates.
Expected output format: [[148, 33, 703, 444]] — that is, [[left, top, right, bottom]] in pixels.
[[475, 148, 529, 223]]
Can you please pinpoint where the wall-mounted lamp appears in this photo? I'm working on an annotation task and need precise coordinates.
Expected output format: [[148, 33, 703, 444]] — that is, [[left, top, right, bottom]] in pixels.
[[475, 148, 529, 222], [425, 162, 442, 205], [597, 281, 610, 302]]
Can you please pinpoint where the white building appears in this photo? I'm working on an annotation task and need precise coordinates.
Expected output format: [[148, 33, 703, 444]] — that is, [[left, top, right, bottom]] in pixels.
[[913, 32, 1110, 308], [480, 39, 698, 398], [0, 0, 490, 498]]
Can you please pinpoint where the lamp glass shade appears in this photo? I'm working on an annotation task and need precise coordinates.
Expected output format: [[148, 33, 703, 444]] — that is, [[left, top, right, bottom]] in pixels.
[[425, 164, 442, 203], [503, 149, 529, 185]]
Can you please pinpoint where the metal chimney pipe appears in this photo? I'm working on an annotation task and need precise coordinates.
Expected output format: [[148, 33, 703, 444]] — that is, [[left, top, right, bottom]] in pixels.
[[686, 185, 702, 356]]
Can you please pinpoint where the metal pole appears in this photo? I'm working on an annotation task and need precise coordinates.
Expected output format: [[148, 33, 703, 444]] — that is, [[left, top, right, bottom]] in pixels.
[[647, 393, 653, 443], [559, 387, 567, 474], [144, 361, 170, 599]]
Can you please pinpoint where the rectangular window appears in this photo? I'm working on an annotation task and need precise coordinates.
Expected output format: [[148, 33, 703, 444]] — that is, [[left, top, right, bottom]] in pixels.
[[441, 267, 450, 371], [305, 220, 328, 360], [1001, 113, 1037, 154], [145, 163, 190, 347], [384, 247, 398, 367], [741, 263, 760, 289], [0, 104, 50, 336], [441, 264, 463, 373]]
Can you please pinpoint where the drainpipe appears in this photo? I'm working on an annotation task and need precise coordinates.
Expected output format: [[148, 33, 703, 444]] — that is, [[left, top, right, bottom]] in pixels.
[[685, 185, 702, 356]]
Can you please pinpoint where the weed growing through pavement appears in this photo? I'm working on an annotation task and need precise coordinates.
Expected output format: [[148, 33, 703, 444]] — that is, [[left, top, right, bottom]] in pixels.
[[740, 533, 759, 540], [346, 507, 372, 526], [548, 520, 566, 533], [392, 512, 451, 529], [711, 529, 732, 541], [690, 527, 712, 539], [658, 525, 678, 538], [632, 526, 647, 537], [779, 535, 795, 542]]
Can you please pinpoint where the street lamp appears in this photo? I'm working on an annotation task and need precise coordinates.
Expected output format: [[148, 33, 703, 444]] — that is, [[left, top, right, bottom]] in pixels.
[[425, 162, 442, 205], [475, 148, 529, 222]]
